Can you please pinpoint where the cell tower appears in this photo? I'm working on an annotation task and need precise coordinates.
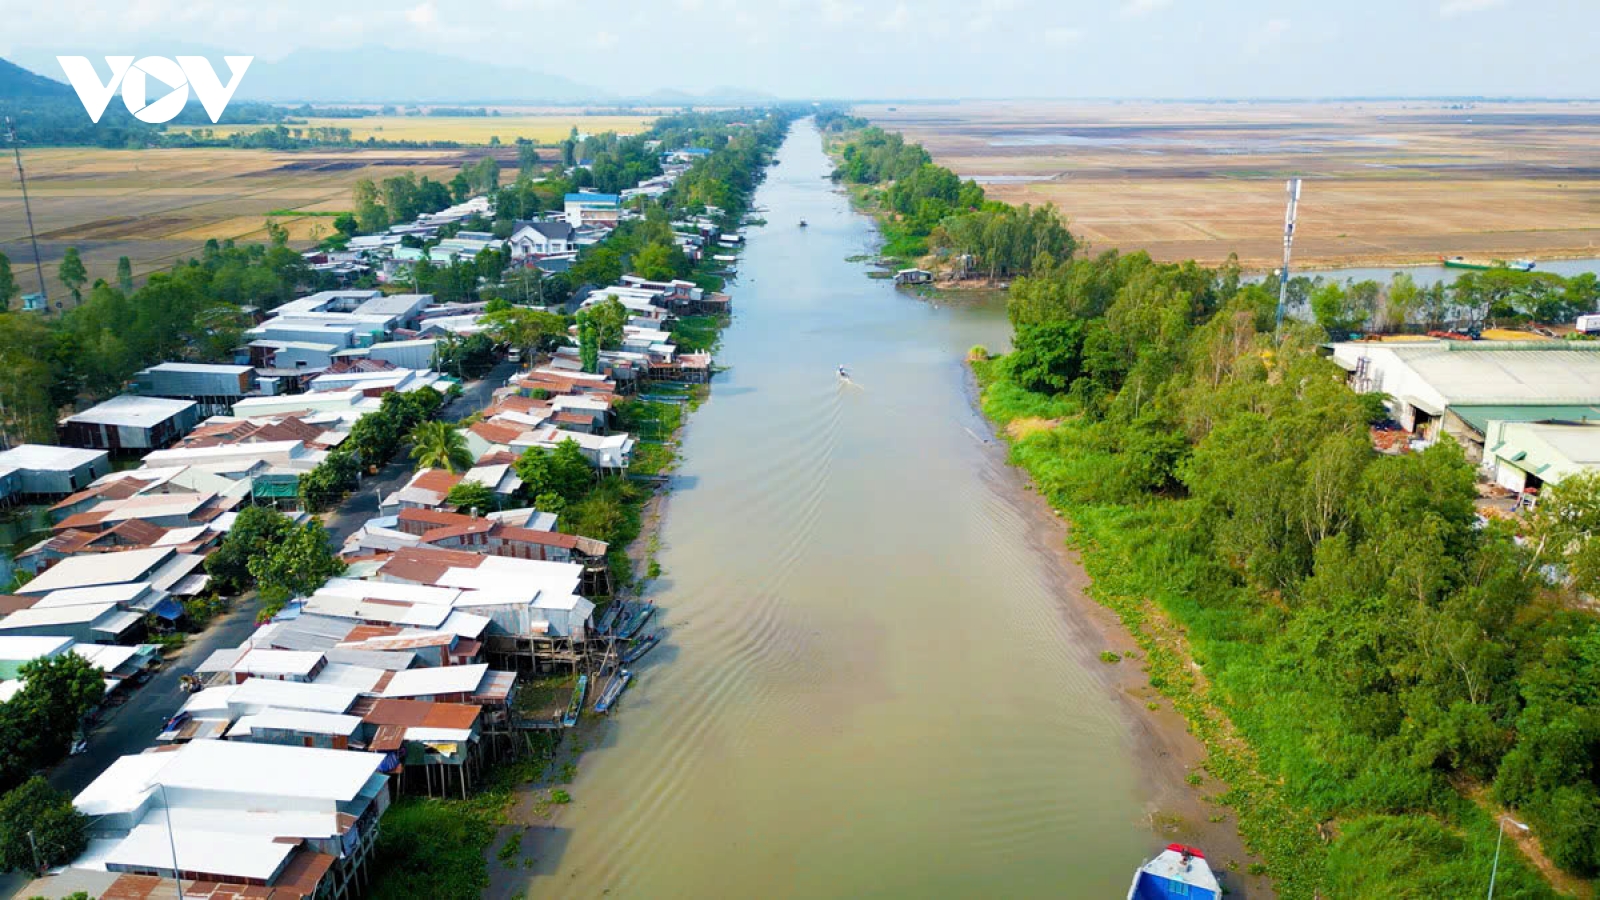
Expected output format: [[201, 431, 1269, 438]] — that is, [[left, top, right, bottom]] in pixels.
[[5, 116, 50, 309], [1274, 177, 1302, 333]]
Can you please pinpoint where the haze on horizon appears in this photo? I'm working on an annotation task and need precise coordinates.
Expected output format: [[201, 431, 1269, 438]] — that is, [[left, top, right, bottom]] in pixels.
[[1, 0, 1595, 101]]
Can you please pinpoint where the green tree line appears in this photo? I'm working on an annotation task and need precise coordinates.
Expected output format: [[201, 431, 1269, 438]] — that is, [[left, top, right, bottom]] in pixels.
[[980, 241, 1600, 895]]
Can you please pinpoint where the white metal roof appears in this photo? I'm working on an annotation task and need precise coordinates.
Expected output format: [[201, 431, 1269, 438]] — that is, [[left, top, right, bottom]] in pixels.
[[0, 444, 106, 471], [104, 822, 285, 881], [143, 362, 255, 375], [19, 547, 174, 594], [382, 662, 487, 698], [28, 583, 155, 609], [232, 648, 325, 676], [61, 395, 197, 427], [228, 678, 359, 714], [0, 602, 118, 629], [155, 738, 381, 800], [229, 709, 363, 737], [0, 635, 74, 661]]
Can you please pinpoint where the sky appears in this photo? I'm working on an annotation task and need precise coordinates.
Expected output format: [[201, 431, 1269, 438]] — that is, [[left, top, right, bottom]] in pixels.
[[1, 0, 1596, 99]]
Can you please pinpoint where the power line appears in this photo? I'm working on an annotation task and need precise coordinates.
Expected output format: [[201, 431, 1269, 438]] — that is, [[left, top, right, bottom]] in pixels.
[[4, 116, 50, 309]]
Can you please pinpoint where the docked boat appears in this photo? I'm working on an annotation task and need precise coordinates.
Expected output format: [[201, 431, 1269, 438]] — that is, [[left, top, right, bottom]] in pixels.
[[799, 219, 808, 227], [622, 632, 661, 665], [617, 603, 656, 640], [594, 669, 633, 714], [596, 602, 623, 634], [562, 674, 588, 727], [1441, 255, 1535, 272], [1128, 844, 1221, 900]]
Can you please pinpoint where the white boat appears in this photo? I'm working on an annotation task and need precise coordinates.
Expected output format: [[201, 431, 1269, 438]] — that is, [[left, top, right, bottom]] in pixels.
[[1127, 844, 1221, 900]]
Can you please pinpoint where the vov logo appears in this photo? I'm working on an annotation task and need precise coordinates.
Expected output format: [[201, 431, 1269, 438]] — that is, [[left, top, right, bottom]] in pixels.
[[56, 56, 253, 124]]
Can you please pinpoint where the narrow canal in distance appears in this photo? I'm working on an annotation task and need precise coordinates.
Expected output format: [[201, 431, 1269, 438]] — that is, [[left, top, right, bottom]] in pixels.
[[517, 119, 1154, 897]]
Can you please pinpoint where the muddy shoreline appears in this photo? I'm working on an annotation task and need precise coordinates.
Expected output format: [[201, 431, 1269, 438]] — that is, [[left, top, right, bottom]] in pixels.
[[960, 365, 1277, 899]]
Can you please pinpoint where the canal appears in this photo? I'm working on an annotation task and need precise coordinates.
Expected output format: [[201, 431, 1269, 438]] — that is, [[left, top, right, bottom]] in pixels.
[[517, 119, 1162, 897]]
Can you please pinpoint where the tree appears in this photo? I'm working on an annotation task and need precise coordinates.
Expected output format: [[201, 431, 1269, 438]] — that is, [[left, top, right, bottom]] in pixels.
[[298, 449, 360, 512], [205, 505, 294, 595], [409, 421, 474, 474], [1006, 320, 1085, 394], [515, 439, 592, 504], [115, 255, 134, 293], [347, 409, 401, 468], [0, 778, 88, 874], [446, 480, 496, 514], [248, 520, 344, 613], [13, 654, 103, 758], [578, 297, 627, 350], [0, 253, 17, 311], [483, 306, 565, 359], [57, 248, 87, 304], [1522, 472, 1600, 594], [632, 242, 682, 281]]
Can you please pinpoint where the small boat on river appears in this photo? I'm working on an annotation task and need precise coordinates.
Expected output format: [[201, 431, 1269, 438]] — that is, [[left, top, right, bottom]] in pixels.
[[562, 674, 588, 727], [1441, 255, 1535, 272], [617, 603, 656, 640], [1128, 844, 1220, 900], [594, 669, 633, 714], [622, 632, 661, 665], [799, 219, 808, 227]]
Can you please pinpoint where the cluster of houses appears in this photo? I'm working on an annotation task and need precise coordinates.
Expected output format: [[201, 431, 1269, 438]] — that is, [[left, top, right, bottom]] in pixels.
[[1332, 336, 1600, 506], [3, 134, 750, 898], [304, 146, 735, 289], [3, 271, 734, 898]]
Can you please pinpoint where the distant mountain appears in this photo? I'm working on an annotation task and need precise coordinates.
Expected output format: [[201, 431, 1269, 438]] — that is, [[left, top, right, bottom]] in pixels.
[[0, 57, 72, 98], [241, 46, 604, 104], [10, 44, 602, 104]]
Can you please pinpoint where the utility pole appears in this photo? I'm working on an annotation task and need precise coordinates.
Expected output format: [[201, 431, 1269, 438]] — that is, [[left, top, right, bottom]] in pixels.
[[1274, 177, 1302, 334], [5, 116, 49, 309]]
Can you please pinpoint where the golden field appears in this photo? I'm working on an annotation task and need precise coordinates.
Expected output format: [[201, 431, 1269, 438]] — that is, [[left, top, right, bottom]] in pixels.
[[863, 101, 1600, 270], [172, 113, 657, 145], [0, 146, 484, 304]]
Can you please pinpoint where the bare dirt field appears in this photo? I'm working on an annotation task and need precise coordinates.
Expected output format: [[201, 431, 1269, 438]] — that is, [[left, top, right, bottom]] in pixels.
[[0, 146, 488, 305], [863, 100, 1600, 270]]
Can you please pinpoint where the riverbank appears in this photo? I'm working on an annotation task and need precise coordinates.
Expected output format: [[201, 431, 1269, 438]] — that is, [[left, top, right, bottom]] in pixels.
[[960, 365, 1277, 897]]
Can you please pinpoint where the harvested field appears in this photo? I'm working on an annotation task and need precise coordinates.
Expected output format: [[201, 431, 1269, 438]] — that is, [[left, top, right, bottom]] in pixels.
[[172, 112, 656, 144], [0, 147, 482, 305], [864, 100, 1600, 270]]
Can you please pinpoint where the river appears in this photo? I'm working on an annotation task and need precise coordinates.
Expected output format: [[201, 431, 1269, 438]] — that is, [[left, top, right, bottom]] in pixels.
[[504, 120, 1181, 897]]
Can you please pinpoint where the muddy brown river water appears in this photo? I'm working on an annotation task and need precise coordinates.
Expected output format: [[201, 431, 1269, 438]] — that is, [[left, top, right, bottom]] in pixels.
[[509, 119, 1180, 899]]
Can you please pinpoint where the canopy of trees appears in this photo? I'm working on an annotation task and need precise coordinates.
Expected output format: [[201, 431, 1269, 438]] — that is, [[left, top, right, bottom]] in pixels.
[[981, 240, 1600, 892]]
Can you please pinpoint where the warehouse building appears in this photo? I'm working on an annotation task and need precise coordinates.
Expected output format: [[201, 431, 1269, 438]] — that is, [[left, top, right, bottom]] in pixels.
[[132, 363, 257, 416], [59, 396, 201, 452]]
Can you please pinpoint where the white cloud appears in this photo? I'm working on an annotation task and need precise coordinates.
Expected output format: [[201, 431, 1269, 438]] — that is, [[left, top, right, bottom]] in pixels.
[[1243, 17, 1290, 55], [592, 30, 618, 49], [821, 0, 860, 25], [879, 2, 912, 32], [1439, 0, 1506, 16], [404, 1, 437, 27], [1120, 0, 1171, 17], [1043, 26, 1083, 46]]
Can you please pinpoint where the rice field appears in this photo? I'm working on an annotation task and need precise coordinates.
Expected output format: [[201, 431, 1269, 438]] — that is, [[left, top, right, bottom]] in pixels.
[[172, 113, 657, 144], [0, 146, 486, 305], [864, 100, 1600, 269]]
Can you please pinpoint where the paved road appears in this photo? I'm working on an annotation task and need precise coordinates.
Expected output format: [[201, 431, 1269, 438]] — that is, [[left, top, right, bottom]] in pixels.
[[443, 359, 518, 422], [47, 593, 262, 796], [324, 359, 518, 545]]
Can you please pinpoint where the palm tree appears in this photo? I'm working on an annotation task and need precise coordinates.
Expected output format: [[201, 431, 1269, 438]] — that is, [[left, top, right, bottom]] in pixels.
[[409, 421, 474, 474]]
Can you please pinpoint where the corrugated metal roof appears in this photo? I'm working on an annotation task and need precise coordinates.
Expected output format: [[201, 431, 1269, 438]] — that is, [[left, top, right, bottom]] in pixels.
[[1452, 403, 1600, 435]]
